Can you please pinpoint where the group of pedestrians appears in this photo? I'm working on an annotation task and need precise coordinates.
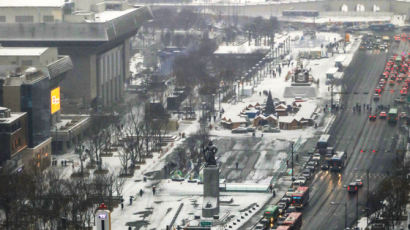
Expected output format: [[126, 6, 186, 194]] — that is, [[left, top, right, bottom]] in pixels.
[[121, 185, 158, 211]]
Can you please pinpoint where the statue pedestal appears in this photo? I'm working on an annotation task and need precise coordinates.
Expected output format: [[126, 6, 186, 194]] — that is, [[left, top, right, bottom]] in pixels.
[[202, 165, 219, 218]]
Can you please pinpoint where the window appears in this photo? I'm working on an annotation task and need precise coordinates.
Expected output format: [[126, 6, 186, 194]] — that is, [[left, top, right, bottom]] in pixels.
[[43, 15, 54, 22], [15, 16, 34, 23], [0, 16, 5, 22], [21, 60, 33, 66]]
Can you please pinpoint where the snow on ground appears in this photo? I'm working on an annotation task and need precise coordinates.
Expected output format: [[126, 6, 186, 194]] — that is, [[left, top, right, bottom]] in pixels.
[[281, 15, 392, 24], [130, 52, 144, 76], [214, 31, 355, 141], [280, 14, 406, 25], [55, 31, 361, 230]]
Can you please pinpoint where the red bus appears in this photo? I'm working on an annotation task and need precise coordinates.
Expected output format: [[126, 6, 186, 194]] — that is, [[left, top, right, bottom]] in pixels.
[[291, 186, 309, 209], [282, 212, 303, 230]]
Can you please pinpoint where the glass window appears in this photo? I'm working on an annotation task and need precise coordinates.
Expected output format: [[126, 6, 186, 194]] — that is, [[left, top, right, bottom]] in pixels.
[[43, 15, 54, 22], [15, 16, 34, 23], [22, 60, 33, 66]]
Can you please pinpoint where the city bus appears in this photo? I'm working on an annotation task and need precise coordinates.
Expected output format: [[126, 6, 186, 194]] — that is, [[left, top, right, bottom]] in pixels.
[[329, 151, 347, 172], [282, 10, 319, 17], [264, 205, 280, 226], [291, 187, 309, 209], [317, 134, 330, 154], [281, 212, 303, 230], [388, 108, 398, 124]]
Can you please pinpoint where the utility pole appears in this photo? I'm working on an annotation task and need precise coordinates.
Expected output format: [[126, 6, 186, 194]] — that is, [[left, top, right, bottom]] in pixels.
[[344, 202, 347, 229], [330, 80, 334, 111], [356, 190, 359, 227], [291, 142, 294, 183], [366, 169, 370, 226]]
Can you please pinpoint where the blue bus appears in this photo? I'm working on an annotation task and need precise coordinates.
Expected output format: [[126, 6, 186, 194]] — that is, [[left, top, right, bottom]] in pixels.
[[317, 134, 330, 153], [329, 151, 347, 172], [369, 23, 395, 31]]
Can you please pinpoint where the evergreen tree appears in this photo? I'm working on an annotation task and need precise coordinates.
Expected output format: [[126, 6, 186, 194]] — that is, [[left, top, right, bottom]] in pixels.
[[265, 91, 276, 115]]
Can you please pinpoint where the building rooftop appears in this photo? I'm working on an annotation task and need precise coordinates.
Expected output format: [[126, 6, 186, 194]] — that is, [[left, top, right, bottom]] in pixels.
[[0, 47, 49, 56], [0, 7, 153, 44], [0, 107, 26, 125], [94, 8, 136, 22], [0, 0, 65, 8]]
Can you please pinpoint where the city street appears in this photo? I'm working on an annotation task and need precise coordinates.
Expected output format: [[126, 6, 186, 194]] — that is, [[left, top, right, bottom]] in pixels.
[[301, 39, 409, 230]]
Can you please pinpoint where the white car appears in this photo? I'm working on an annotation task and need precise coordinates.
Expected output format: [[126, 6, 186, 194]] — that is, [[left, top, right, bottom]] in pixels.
[[312, 153, 321, 161], [293, 179, 305, 186], [297, 177, 307, 185]]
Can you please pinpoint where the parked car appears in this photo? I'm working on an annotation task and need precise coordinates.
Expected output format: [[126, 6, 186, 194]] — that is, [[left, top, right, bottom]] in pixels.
[[278, 202, 288, 214], [286, 206, 297, 213], [307, 160, 318, 167], [263, 126, 280, 133], [297, 176, 307, 183], [246, 127, 255, 132], [321, 164, 329, 170], [302, 169, 312, 180], [293, 179, 305, 186], [231, 127, 248, 134], [280, 197, 292, 206], [312, 153, 321, 161]]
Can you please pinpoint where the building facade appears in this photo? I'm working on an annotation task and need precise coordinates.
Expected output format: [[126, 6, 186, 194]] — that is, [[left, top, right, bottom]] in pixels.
[[0, 0, 153, 111], [0, 107, 27, 166]]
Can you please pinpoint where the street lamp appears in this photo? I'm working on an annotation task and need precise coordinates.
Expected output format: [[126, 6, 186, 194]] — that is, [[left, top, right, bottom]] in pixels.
[[212, 93, 216, 115], [330, 201, 347, 229]]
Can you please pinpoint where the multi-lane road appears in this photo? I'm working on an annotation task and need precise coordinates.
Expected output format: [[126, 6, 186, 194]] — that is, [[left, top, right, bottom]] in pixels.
[[301, 38, 409, 230]]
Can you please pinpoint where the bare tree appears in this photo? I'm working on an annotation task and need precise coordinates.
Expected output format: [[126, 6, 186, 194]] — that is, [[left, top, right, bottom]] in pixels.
[[118, 148, 131, 176]]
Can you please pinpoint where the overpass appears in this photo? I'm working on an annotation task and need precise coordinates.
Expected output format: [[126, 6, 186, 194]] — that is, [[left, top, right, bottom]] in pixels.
[[145, 0, 410, 18]]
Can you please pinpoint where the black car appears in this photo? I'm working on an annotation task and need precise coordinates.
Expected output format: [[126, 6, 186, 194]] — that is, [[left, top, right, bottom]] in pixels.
[[321, 164, 329, 170]]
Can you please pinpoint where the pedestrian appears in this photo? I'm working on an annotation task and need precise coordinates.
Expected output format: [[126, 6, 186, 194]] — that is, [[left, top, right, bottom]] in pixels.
[[152, 186, 156, 195], [272, 189, 276, 197], [129, 196, 133, 205], [235, 162, 239, 170], [139, 189, 143, 197], [268, 184, 273, 192], [121, 203, 124, 210]]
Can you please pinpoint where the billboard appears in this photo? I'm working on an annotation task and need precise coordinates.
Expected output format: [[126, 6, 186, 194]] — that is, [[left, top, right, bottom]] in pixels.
[[50, 87, 60, 114]]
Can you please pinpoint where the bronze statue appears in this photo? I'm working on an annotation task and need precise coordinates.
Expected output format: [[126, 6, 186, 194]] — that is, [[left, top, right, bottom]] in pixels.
[[202, 141, 217, 166]]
